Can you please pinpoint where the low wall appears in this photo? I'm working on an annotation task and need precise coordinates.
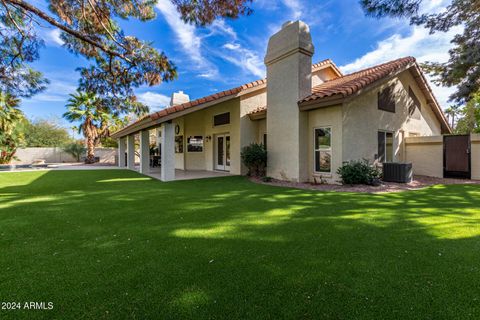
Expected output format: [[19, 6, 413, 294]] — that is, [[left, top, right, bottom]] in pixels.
[[12, 147, 117, 164], [405, 134, 480, 180], [405, 136, 443, 178], [471, 134, 480, 180]]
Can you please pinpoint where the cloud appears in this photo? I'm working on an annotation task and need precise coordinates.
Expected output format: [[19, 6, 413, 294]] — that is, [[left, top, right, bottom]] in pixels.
[[156, 1, 218, 77], [340, 25, 462, 108], [279, 0, 303, 20], [222, 43, 265, 78], [29, 77, 77, 102], [137, 92, 171, 111], [45, 28, 64, 46]]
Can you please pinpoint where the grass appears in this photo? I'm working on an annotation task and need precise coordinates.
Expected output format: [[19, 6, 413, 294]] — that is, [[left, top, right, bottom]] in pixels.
[[1, 170, 480, 319]]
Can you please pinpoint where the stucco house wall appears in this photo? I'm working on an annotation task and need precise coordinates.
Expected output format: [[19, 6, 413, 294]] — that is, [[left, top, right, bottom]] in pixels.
[[182, 98, 241, 174], [342, 69, 443, 164], [307, 105, 343, 183]]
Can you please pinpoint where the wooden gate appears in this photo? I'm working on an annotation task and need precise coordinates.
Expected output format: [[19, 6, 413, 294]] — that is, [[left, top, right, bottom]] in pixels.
[[444, 135, 471, 179]]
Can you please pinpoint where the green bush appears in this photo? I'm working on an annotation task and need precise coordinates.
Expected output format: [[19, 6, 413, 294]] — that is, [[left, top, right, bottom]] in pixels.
[[63, 143, 86, 162], [336, 159, 381, 185], [241, 143, 267, 177]]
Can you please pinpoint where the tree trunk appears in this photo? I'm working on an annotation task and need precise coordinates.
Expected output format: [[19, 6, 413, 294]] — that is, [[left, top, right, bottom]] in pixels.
[[86, 137, 95, 164]]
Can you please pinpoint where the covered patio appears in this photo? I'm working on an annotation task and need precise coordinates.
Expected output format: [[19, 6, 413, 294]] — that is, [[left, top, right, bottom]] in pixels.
[[138, 167, 233, 181]]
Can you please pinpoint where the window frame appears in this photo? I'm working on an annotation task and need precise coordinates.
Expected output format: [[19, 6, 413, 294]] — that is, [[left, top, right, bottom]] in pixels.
[[187, 135, 204, 153], [377, 85, 396, 113], [313, 126, 332, 174], [377, 130, 394, 163], [212, 112, 230, 127]]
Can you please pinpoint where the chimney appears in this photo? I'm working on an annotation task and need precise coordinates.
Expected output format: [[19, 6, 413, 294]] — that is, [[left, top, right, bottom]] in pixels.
[[170, 90, 190, 106], [264, 20, 314, 182]]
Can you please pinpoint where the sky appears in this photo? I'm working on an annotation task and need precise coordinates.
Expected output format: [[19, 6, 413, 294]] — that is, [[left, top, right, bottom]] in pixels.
[[21, 0, 459, 130]]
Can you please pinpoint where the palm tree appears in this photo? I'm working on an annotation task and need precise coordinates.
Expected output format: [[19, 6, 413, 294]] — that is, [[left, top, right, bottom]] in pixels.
[[444, 105, 461, 129], [0, 92, 25, 164], [63, 91, 108, 163]]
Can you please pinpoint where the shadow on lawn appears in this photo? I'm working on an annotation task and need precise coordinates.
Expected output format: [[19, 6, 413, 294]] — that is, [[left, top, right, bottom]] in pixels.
[[0, 170, 480, 319]]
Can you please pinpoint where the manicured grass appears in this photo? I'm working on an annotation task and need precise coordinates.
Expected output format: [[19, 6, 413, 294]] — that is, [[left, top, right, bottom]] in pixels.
[[1, 170, 480, 319]]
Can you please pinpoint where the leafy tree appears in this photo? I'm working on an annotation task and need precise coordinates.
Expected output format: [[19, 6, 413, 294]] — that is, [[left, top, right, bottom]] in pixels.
[[63, 91, 110, 163], [455, 93, 480, 134], [360, 0, 480, 104], [1, 0, 253, 114], [0, 91, 24, 163], [22, 117, 73, 147]]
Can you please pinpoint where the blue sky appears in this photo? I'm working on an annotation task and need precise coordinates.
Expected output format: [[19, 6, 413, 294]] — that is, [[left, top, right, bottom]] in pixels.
[[21, 0, 459, 129]]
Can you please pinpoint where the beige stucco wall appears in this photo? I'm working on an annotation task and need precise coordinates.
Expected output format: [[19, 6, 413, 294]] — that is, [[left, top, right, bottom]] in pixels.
[[181, 98, 241, 174], [312, 68, 339, 87], [307, 105, 343, 183], [256, 119, 266, 144], [471, 134, 480, 180], [405, 136, 443, 178], [342, 69, 443, 164], [239, 89, 267, 174]]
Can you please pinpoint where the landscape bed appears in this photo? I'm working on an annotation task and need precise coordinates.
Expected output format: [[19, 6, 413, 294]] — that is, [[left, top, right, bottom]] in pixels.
[[0, 170, 479, 319]]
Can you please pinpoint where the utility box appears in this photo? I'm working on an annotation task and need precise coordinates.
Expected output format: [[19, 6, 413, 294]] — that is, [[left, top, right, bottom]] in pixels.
[[382, 162, 413, 183]]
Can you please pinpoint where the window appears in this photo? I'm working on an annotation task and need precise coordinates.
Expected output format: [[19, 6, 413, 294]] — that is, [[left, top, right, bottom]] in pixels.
[[314, 127, 332, 173], [263, 133, 267, 149], [378, 85, 396, 113], [175, 136, 183, 153], [408, 87, 421, 119], [377, 131, 394, 163], [213, 112, 230, 126], [187, 136, 203, 152]]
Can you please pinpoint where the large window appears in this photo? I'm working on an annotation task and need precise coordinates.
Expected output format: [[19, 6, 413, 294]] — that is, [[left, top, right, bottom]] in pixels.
[[377, 131, 394, 163], [408, 86, 421, 120], [187, 136, 204, 152], [314, 127, 332, 173], [378, 85, 396, 113], [213, 112, 230, 126]]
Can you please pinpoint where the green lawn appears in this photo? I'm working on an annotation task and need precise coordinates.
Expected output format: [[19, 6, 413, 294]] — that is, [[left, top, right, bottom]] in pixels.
[[1, 170, 480, 319]]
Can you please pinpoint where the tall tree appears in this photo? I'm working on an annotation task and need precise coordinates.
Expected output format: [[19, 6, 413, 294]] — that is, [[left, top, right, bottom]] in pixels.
[[444, 104, 461, 129], [0, 91, 24, 163], [63, 91, 110, 163], [360, 0, 480, 104], [455, 92, 480, 134], [22, 117, 73, 147], [0, 0, 252, 114]]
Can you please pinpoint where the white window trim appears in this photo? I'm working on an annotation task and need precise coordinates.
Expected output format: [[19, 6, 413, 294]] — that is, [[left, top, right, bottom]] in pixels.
[[313, 126, 332, 174], [378, 130, 395, 163]]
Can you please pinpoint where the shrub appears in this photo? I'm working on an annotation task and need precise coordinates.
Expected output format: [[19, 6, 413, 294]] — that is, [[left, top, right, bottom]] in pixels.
[[336, 159, 381, 185], [63, 143, 86, 162], [241, 143, 267, 176]]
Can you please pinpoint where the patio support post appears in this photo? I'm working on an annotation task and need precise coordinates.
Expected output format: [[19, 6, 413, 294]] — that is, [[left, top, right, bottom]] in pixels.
[[127, 134, 135, 170], [139, 130, 150, 174], [118, 137, 126, 167], [161, 122, 175, 181]]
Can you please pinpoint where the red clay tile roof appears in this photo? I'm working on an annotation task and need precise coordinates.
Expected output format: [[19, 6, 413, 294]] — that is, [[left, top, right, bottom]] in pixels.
[[248, 106, 267, 115], [300, 57, 416, 104], [312, 59, 343, 76], [113, 60, 337, 137]]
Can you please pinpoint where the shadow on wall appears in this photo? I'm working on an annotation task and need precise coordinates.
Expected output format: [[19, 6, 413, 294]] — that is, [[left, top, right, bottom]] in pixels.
[[1, 170, 480, 318]]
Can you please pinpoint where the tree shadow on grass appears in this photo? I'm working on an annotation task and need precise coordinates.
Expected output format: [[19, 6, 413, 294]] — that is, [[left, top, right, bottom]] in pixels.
[[0, 170, 480, 319]]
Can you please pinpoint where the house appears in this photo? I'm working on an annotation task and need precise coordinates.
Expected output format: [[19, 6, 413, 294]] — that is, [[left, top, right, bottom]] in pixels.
[[111, 20, 451, 182]]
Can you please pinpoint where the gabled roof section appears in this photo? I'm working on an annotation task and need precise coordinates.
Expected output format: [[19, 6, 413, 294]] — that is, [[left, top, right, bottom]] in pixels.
[[298, 56, 451, 133], [112, 59, 339, 138], [300, 57, 415, 104], [312, 58, 343, 77]]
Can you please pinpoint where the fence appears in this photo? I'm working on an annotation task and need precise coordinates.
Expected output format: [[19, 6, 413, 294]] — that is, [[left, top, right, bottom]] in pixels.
[[12, 147, 117, 164], [405, 133, 480, 180]]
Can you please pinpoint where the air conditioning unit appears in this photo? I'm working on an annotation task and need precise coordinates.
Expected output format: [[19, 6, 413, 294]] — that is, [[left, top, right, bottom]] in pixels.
[[382, 162, 413, 183]]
